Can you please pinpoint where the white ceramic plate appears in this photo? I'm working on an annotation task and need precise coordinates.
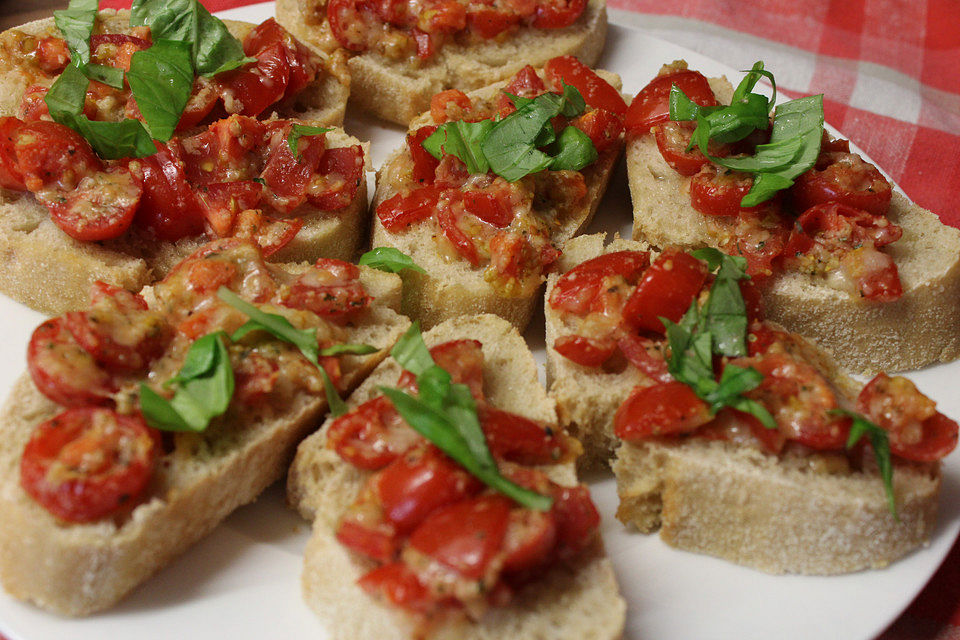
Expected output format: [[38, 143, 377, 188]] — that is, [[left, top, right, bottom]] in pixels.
[[2, 5, 958, 639]]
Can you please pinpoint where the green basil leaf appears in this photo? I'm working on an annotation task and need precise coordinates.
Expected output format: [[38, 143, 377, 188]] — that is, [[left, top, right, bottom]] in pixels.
[[549, 126, 598, 171], [81, 63, 124, 89], [217, 287, 351, 416], [505, 92, 533, 110], [730, 61, 776, 106], [209, 55, 256, 77], [691, 249, 750, 357], [139, 331, 234, 432], [833, 408, 897, 518], [559, 83, 587, 118], [318, 343, 378, 356], [288, 124, 331, 159], [44, 60, 88, 118], [726, 396, 777, 429], [358, 247, 426, 274], [483, 93, 562, 181], [54, 0, 98, 65], [706, 364, 763, 408], [389, 322, 435, 377], [422, 120, 494, 174], [417, 365, 452, 410], [711, 136, 803, 174], [130, 0, 248, 76], [126, 39, 194, 142], [380, 386, 553, 511]]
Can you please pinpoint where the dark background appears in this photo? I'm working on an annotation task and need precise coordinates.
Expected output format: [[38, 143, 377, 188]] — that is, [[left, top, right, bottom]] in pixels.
[[0, 1, 70, 31]]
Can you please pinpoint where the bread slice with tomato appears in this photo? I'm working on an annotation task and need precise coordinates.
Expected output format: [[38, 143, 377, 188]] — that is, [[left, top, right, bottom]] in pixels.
[[0, 9, 367, 316], [286, 313, 626, 639], [545, 233, 957, 573], [0, 239, 411, 616], [369, 58, 626, 331], [624, 61, 960, 374], [275, 0, 606, 125]]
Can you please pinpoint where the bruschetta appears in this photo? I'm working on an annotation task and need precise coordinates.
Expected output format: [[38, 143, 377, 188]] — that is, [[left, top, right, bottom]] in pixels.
[[276, 0, 606, 125], [287, 314, 626, 639], [0, 5, 365, 315], [624, 60, 960, 374], [0, 238, 410, 615], [371, 57, 626, 330], [545, 233, 958, 573]]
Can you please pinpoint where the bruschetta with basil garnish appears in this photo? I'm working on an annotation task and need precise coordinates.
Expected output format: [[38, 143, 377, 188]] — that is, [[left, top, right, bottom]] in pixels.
[[0, 238, 409, 616], [372, 57, 626, 330], [0, 1, 366, 315], [625, 60, 960, 374], [287, 315, 626, 639], [545, 233, 958, 573], [275, 0, 606, 125]]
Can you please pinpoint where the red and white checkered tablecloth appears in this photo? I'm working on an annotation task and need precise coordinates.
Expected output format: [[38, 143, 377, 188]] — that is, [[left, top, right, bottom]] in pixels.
[[4, 1, 957, 639]]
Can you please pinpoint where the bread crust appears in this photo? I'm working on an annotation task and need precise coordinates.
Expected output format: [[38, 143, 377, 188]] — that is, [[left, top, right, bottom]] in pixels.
[[368, 70, 622, 331], [546, 233, 944, 574], [276, 0, 607, 125], [0, 11, 362, 316], [0, 268, 410, 616], [287, 314, 625, 639], [627, 74, 960, 374]]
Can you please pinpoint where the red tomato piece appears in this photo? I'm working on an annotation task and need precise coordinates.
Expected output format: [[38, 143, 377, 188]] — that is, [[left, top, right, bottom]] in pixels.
[[407, 126, 440, 186], [398, 339, 486, 399], [544, 56, 627, 115], [498, 65, 546, 116], [689, 164, 758, 217], [327, 395, 420, 469], [437, 202, 481, 266], [14, 120, 101, 193], [791, 151, 892, 216], [622, 249, 708, 334], [0, 116, 26, 190], [233, 351, 280, 405], [550, 483, 600, 560], [20, 407, 157, 522], [358, 563, 435, 614], [48, 168, 142, 242], [133, 141, 204, 240], [27, 318, 116, 407], [461, 189, 514, 227], [408, 494, 512, 580], [480, 405, 574, 465], [328, 0, 378, 51], [614, 381, 712, 440], [259, 122, 327, 214], [617, 333, 671, 382], [308, 145, 364, 211], [281, 258, 371, 317], [500, 508, 557, 573], [571, 108, 624, 153], [430, 89, 472, 123], [90, 33, 150, 71], [35, 37, 70, 74], [856, 373, 958, 462], [375, 445, 482, 534], [174, 77, 220, 131], [553, 333, 617, 367], [218, 43, 290, 117], [377, 188, 443, 233], [196, 180, 264, 238], [467, 6, 520, 38], [724, 208, 791, 281], [412, 28, 434, 59], [243, 18, 320, 99], [549, 250, 650, 316], [625, 69, 717, 137], [337, 515, 398, 563], [532, 0, 587, 28], [653, 121, 728, 176], [17, 85, 50, 123]]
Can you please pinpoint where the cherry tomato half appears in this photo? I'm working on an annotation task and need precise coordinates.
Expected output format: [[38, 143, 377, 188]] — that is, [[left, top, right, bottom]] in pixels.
[[625, 69, 717, 137]]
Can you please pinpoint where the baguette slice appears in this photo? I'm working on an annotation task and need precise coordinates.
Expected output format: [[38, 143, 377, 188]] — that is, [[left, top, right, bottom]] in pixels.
[[369, 69, 623, 331], [627, 73, 960, 374], [546, 233, 943, 574], [0, 257, 410, 617], [0, 11, 363, 316], [287, 314, 626, 640], [276, 0, 606, 125]]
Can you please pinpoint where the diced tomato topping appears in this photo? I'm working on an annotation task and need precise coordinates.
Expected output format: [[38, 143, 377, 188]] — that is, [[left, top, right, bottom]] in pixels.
[[218, 42, 290, 117], [549, 250, 650, 315], [327, 395, 419, 469], [689, 164, 759, 217], [259, 121, 327, 213], [233, 352, 280, 404], [20, 408, 157, 522], [0, 117, 26, 189], [27, 318, 116, 407], [133, 141, 205, 241], [614, 381, 712, 440], [377, 185, 443, 231], [480, 406, 573, 465], [617, 334, 671, 382], [358, 563, 435, 614], [243, 18, 320, 99], [407, 126, 440, 186], [501, 508, 557, 573], [625, 69, 717, 137], [196, 180, 264, 238], [281, 258, 371, 317], [309, 145, 364, 211], [723, 208, 791, 281], [622, 249, 708, 334], [408, 494, 512, 579], [398, 339, 486, 399], [17, 85, 50, 123], [857, 373, 959, 462], [467, 6, 521, 38], [544, 56, 627, 115], [654, 121, 728, 176], [791, 151, 892, 217], [438, 204, 480, 266], [572, 108, 624, 153], [48, 168, 142, 242], [553, 333, 617, 367], [430, 89, 472, 123], [34, 37, 70, 74], [550, 483, 599, 560], [337, 515, 398, 563], [532, 0, 587, 28], [14, 120, 101, 193]]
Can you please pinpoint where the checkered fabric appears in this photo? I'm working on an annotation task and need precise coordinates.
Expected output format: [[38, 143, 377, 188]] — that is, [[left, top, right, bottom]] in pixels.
[[19, 2, 960, 639]]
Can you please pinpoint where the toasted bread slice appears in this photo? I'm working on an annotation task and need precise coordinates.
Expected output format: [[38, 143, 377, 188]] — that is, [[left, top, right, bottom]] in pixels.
[[0, 259, 410, 617], [368, 70, 623, 331], [287, 314, 625, 639], [0, 11, 363, 316], [627, 75, 960, 374], [276, 0, 606, 125], [546, 233, 944, 574]]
